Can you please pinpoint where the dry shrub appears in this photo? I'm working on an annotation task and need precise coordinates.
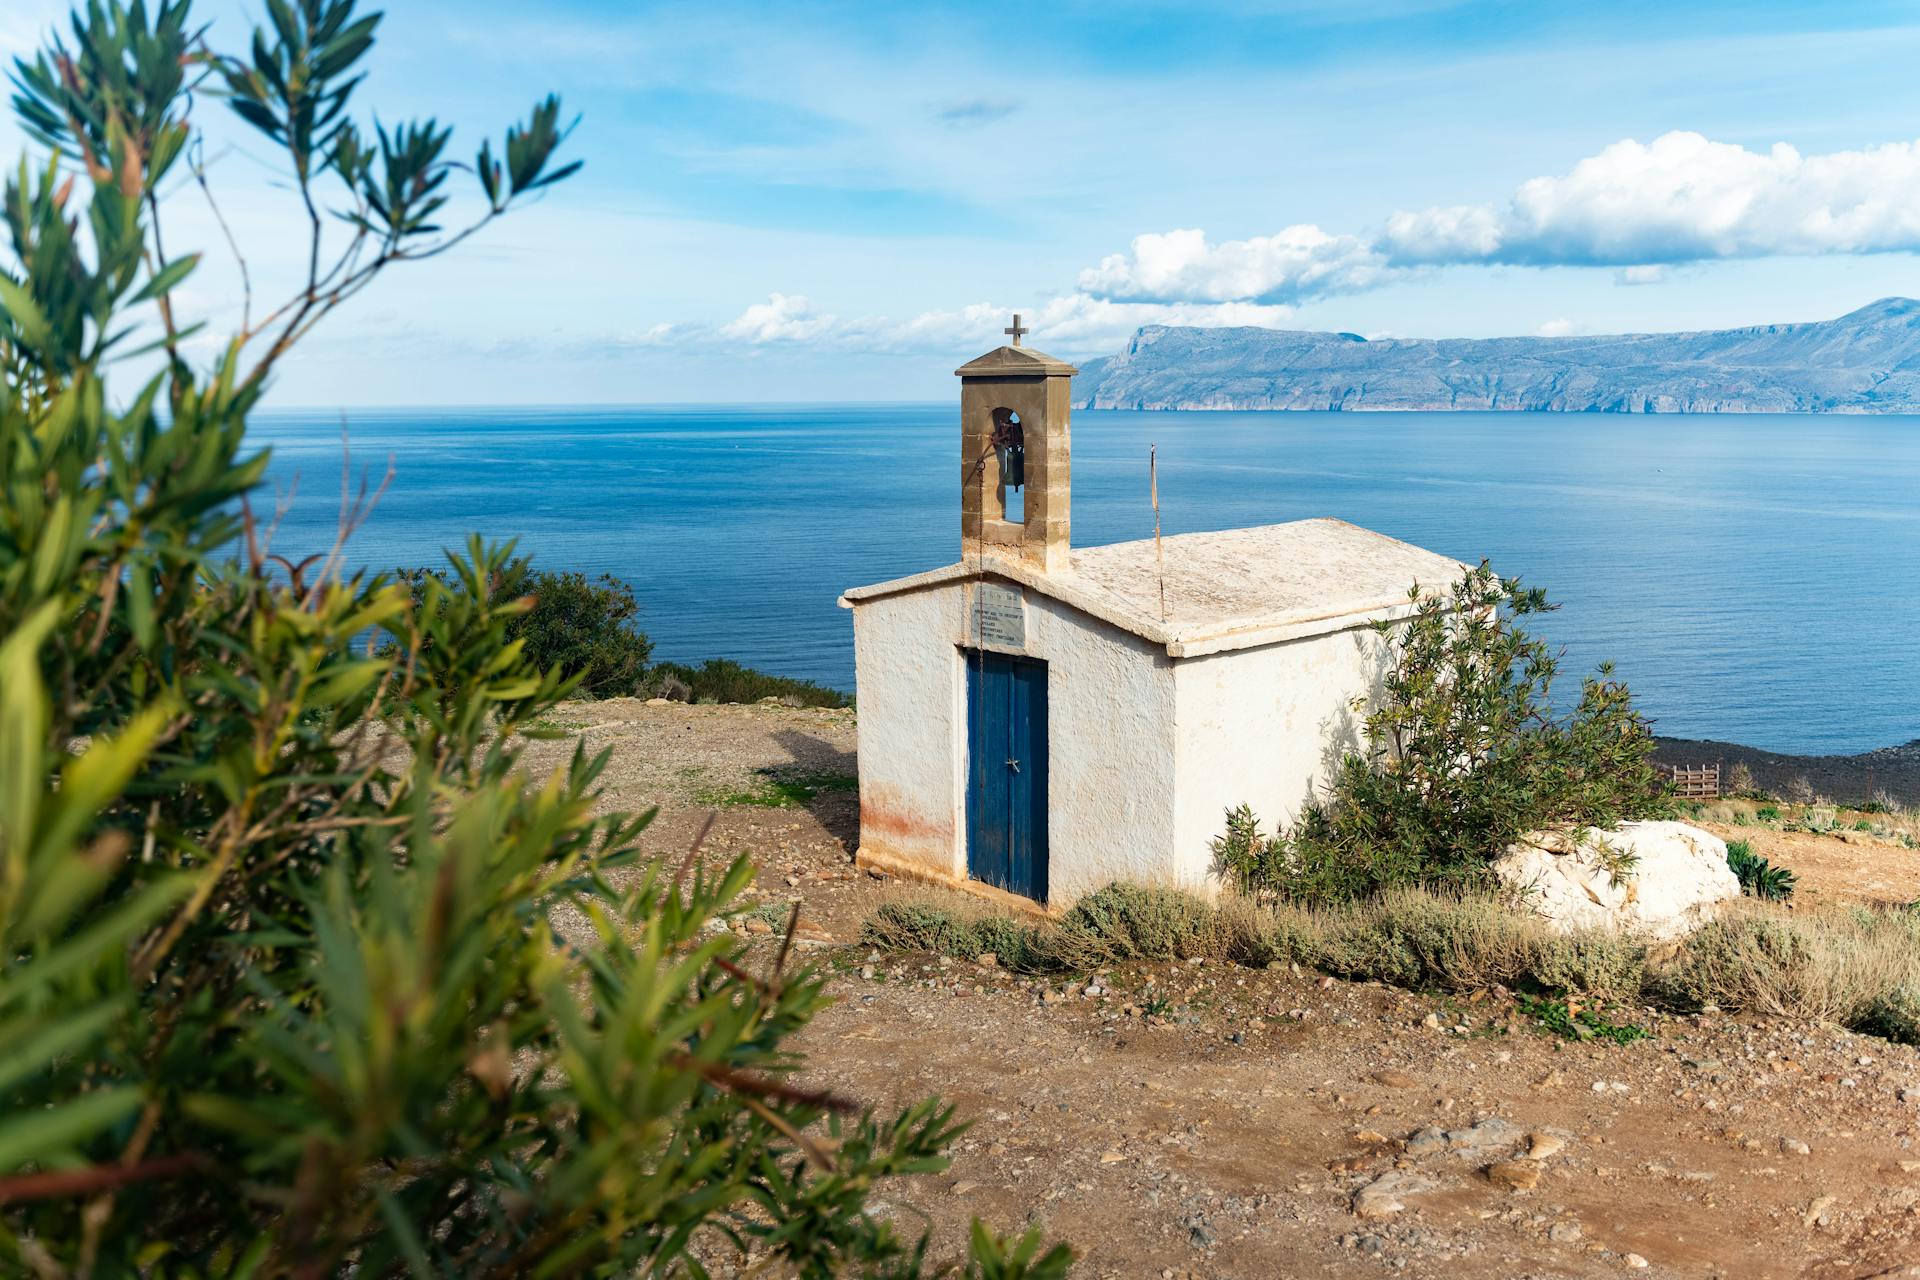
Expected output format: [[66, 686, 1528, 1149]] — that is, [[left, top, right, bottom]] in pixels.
[[1651, 901, 1920, 1026], [859, 883, 1920, 1045], [1217, 897, 1325, 969], [1037, 882, 1227, 969], [859, 890, 1045, 970], [1306, 889, 1639, 996], [1528, 929, 1646, 1000], [863, 881, 1649, 1000]]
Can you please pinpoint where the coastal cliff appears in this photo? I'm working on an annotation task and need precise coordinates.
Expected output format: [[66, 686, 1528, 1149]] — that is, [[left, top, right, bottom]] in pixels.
[[1072, 297, 1920, 412]]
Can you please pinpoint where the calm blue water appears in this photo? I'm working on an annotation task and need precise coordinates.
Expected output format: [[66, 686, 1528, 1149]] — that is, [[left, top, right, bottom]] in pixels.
[[248, 405, 1920, 756]]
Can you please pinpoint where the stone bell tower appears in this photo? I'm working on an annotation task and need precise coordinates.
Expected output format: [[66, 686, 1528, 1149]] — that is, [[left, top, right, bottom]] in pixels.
[[956, 314, 1077, 573]]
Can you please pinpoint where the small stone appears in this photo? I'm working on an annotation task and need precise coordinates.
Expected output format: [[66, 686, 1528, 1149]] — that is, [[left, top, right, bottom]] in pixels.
[[1355, 1130, 1390, 1145], [1485, 1160, 1543, 1192], [1900, 1160, 1920, 1174], [1422, 1012, 1443, 1029], [1803, 1194, 1836, 1228], [977, 951, 998, 968], [951, 1180, 979, 1195], [859, 965, 876, 980], [1356, 1234, 1386, 1256], [1781, 1138, 1811, 1156], [1527, 1133, 1566, 1160], [1353, 1171, 1435, 1220], [742, 918, 773, 936], [1100, 1150, 1126, 1163], [1404, 1126, 1449, 1157], [1548, 1221, 1583, 1243], [1899, 1086, 1920, 1103], [1625, 1254, 1649, 1269], [1372, 1069, 1420, 1090]]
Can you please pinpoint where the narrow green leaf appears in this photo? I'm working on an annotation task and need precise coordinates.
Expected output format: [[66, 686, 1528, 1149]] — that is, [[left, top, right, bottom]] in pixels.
[[130, 253, 201, 303], [0, 1087, 143, 1172]]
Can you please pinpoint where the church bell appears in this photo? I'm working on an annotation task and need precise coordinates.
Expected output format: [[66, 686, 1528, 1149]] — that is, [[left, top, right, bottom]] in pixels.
[[998, 438, 1025, 489]]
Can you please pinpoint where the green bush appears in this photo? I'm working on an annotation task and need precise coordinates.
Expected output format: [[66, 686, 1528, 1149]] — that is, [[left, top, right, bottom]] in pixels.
[[0, 4, 1064, 1275], [1726, 838, 1798, 901], [506, 565, 654, 696], [1216, 563, 1668, 905], [654, 657, 850, 708], [399, 561, 655, 698]]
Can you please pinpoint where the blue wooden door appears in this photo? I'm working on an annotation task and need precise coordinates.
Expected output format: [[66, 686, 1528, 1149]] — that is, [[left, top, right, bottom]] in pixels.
[[966, 651, 1048, 902]]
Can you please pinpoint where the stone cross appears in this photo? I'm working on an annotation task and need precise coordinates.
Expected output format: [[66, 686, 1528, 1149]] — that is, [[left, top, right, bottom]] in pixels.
[[1004, 314, 1028, 347]]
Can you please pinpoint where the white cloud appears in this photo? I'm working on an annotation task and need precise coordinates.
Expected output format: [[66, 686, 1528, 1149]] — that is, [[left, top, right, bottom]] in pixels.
[[1080, 131, 1920, 307], [1480, 132, 1920, 265], [1076, 226, 1392, 305], [1378, 204, 1503, 265], [718, 292, 840, 343], [701, 291, 1295, 355], [1535, 318, 1582, 337], [1615, 264, 1670, 286]]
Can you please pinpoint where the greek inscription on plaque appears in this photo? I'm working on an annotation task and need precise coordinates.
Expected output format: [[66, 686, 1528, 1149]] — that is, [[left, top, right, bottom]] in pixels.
[[973, 582, 1026, 650]]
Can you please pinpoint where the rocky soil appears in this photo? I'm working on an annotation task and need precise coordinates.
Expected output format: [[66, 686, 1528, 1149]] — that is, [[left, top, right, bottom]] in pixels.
[[523, 699, 1920, 1279]]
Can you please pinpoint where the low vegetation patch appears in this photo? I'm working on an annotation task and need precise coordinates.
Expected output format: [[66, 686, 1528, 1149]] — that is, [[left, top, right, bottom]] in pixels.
[[864, 882, 1639, 999], [1518, 994, 1652, 1044], [864, 881, 1920, 1046], [695, 768, 857, 808], [1726, 838, 1798, 901], [1213, 564, 1669, 906], [651, 658, 850, 708]]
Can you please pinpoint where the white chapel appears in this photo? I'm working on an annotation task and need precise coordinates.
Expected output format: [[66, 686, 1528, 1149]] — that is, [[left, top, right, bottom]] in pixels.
[[838, 321, 1464, 910]]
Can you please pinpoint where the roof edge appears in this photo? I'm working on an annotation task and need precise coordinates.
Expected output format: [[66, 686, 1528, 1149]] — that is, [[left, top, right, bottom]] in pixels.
[[840, 558, 1467, 656]]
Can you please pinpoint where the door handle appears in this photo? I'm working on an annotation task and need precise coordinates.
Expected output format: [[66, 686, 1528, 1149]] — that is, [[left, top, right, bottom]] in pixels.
[[1006, 758, 1021, 773]]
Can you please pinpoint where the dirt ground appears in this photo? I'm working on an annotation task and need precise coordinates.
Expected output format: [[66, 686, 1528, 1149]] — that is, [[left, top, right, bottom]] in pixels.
[[523, 700, 1920, 1279]]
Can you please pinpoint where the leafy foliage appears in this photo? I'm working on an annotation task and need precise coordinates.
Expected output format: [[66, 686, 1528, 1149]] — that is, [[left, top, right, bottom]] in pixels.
[[1517, 994, 1651, 1044], [0, 3, 1066, 1276], [1726, 838, 1798, 901], [1216, 563, 1670, 904], [400, 560, 655, 698], [653, 656, 851, 708]]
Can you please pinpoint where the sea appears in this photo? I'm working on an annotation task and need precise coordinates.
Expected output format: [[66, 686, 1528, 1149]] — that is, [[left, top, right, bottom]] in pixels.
[[248, 405, 1920, 757]]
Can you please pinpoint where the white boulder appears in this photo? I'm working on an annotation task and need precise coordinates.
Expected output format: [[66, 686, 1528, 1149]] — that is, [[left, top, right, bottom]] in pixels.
[[1493, 820, 1741, 940]]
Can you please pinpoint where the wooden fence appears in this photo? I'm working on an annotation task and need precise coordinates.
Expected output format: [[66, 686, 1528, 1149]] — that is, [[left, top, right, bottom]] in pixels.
[[1663, 763, 1721, 800]]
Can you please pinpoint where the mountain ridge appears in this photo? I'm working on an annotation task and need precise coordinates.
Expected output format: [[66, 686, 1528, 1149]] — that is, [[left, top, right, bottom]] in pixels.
[[1071, 298, 1920, 413]]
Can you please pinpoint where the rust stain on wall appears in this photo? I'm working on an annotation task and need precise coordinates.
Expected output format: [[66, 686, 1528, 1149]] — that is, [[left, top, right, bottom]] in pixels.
[[858, 782, 952, 867]]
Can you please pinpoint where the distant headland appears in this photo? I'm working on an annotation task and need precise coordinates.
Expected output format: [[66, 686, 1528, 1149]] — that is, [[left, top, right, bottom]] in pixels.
[[1073, 297, 1920, 413]]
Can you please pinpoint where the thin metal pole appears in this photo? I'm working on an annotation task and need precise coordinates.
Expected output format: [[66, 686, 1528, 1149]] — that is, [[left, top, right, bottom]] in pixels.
[[1151, 443, 1166, 621]]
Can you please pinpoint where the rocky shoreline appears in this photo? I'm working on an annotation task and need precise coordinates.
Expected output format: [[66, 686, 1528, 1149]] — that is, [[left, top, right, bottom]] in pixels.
[[1653, 736, 1920, 806]]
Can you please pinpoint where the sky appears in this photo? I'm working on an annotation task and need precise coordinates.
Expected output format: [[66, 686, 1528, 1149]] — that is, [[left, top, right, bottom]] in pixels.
[[9, 0, 1920, 404]]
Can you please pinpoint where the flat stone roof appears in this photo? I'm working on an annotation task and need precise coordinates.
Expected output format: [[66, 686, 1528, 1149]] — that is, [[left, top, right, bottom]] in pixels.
[[840, 517, 1469, 657]]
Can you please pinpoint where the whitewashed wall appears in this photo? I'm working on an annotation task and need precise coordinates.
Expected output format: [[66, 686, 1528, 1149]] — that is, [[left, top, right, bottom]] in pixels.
[[848, 578, 1179, 907], [1169, 624, 1395, 890]]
